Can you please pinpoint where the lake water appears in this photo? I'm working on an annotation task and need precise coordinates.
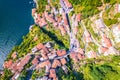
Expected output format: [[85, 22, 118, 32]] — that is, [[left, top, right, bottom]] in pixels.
[[0, 0, 34, 69]]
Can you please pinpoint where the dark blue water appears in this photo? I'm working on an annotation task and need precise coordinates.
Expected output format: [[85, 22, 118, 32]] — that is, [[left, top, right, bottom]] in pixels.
[[0, 0, 34, 69]]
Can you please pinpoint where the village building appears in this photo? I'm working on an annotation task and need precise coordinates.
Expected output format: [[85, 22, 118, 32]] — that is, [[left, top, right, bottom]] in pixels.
[[60, 58, 67, 65], [76, 14, 81, 22], [58, 25, 66, 35], [49, 69, 57, 80], [84, 30, 92, 42], [62, 65, 68, 74], [63, 0, 72, 9], [32, 8, 36, 16], [32, 56, 40, 65], [95, 19, 105, 29], [86, 51, 97, 58], [52, 59, 61, 68], [3, 59, 13, 69], [12, 52, 17, 59], [57, 50, 66, 57], [98, 46, 108, 54], [115, 4, 120, 14], [16, 54, 31, 72], [101, 34, 112, 48], [48, 53, 57, 59], [76, 48, 84, 54], [104, 47, 116, 56], [11, 72, 20, 80], [36, 60, 51, 70], [70, 52, 79, 62], [112, 25, 120, 43]]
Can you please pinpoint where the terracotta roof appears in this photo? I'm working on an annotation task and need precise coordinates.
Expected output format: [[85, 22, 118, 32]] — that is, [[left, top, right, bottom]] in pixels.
[[77, 53, 82, 60], [70, 52, 79, 62], [52, 59, 61, 68], [44, 12, 56, 23], [41, 53, 48, 60], [17, 54, 31, 72], [49, 69, 57, 79], [84, 30, 92, 42], [38, 18, 47, 27], [62, 13, 68, 25], [76, 14, 81, 22], [36, 43, 49, 53], [10, 62, 18, 73], [57, 50, 66, 56], [77, 48, 84, 54], [32, 56, 40, 65], [42, 46, 49, 54], [57, 16, 62, 23], [36, 60, 50, 69], [59, 25, 66, 35], [3, 60, 13, 69], [64, 0, 72, 9], [100, 47, 108, 53], [36, 43, 44, 50], [102, 34, 112, 47], [60, 58, 67, 65]]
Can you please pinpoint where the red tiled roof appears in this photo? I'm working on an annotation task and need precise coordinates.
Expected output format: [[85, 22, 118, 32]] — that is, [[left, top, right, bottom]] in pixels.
[[59, 25, 66, 35], [41, 53, 48, 60], [3, 60, 13, 69], [64, 0, 72, 9], [57, 50, 66, 56], [36, 60, 50, 69], [36, 43, 44, 50], [70, 52, 79, 62], [44, 12, 56, 23], [36, 43, 49, 53], [10, 62, 18, 73], [102, 34, 112, 47], [60, 58, 67, 65], [77, 48, 84, 54], [63, 19, 68, 25], [57, 17, 62, 23], [100, 47, 108, 53], [32, 56, 40, 65], [17, 54, 31, 72], [52, 59, 61, 68], [38, 18, 47, 27], [76, 14, 81, 22], [77, 53, 82, 60], [62, 13, 68, 25], [49, 69, 56, 79]]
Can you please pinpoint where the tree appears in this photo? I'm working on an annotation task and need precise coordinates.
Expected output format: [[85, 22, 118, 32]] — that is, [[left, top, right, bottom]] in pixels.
[[104, 0, 110, 3]]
